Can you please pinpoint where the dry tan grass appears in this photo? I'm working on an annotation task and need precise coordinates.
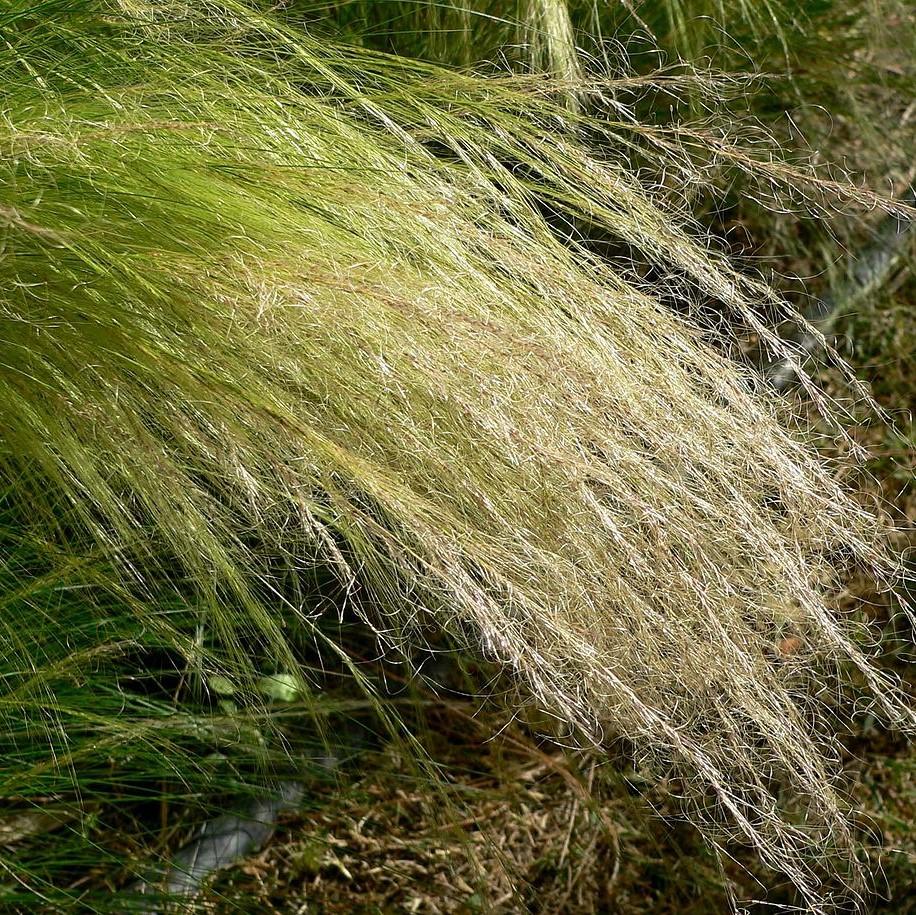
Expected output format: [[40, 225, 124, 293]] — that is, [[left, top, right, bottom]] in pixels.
[[1, 4, 913, 912]]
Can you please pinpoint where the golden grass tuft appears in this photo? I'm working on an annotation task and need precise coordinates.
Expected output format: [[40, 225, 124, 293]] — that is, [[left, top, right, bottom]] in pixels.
[[0, 2, 912, 909]]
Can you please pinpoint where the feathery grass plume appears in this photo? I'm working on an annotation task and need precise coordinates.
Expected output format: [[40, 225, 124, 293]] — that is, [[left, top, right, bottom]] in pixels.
[[0, 1, 912, 910]]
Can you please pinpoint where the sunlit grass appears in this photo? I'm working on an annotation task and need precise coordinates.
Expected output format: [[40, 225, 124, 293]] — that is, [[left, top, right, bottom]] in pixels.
[[0, 2, 912, 911]]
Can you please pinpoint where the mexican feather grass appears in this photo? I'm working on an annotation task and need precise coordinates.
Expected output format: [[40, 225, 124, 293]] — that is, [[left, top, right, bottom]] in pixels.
[[0, 1, 912, 910]]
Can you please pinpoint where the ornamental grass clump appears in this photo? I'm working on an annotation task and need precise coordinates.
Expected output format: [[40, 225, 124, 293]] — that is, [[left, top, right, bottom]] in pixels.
[[0, 2, 912, 910]]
